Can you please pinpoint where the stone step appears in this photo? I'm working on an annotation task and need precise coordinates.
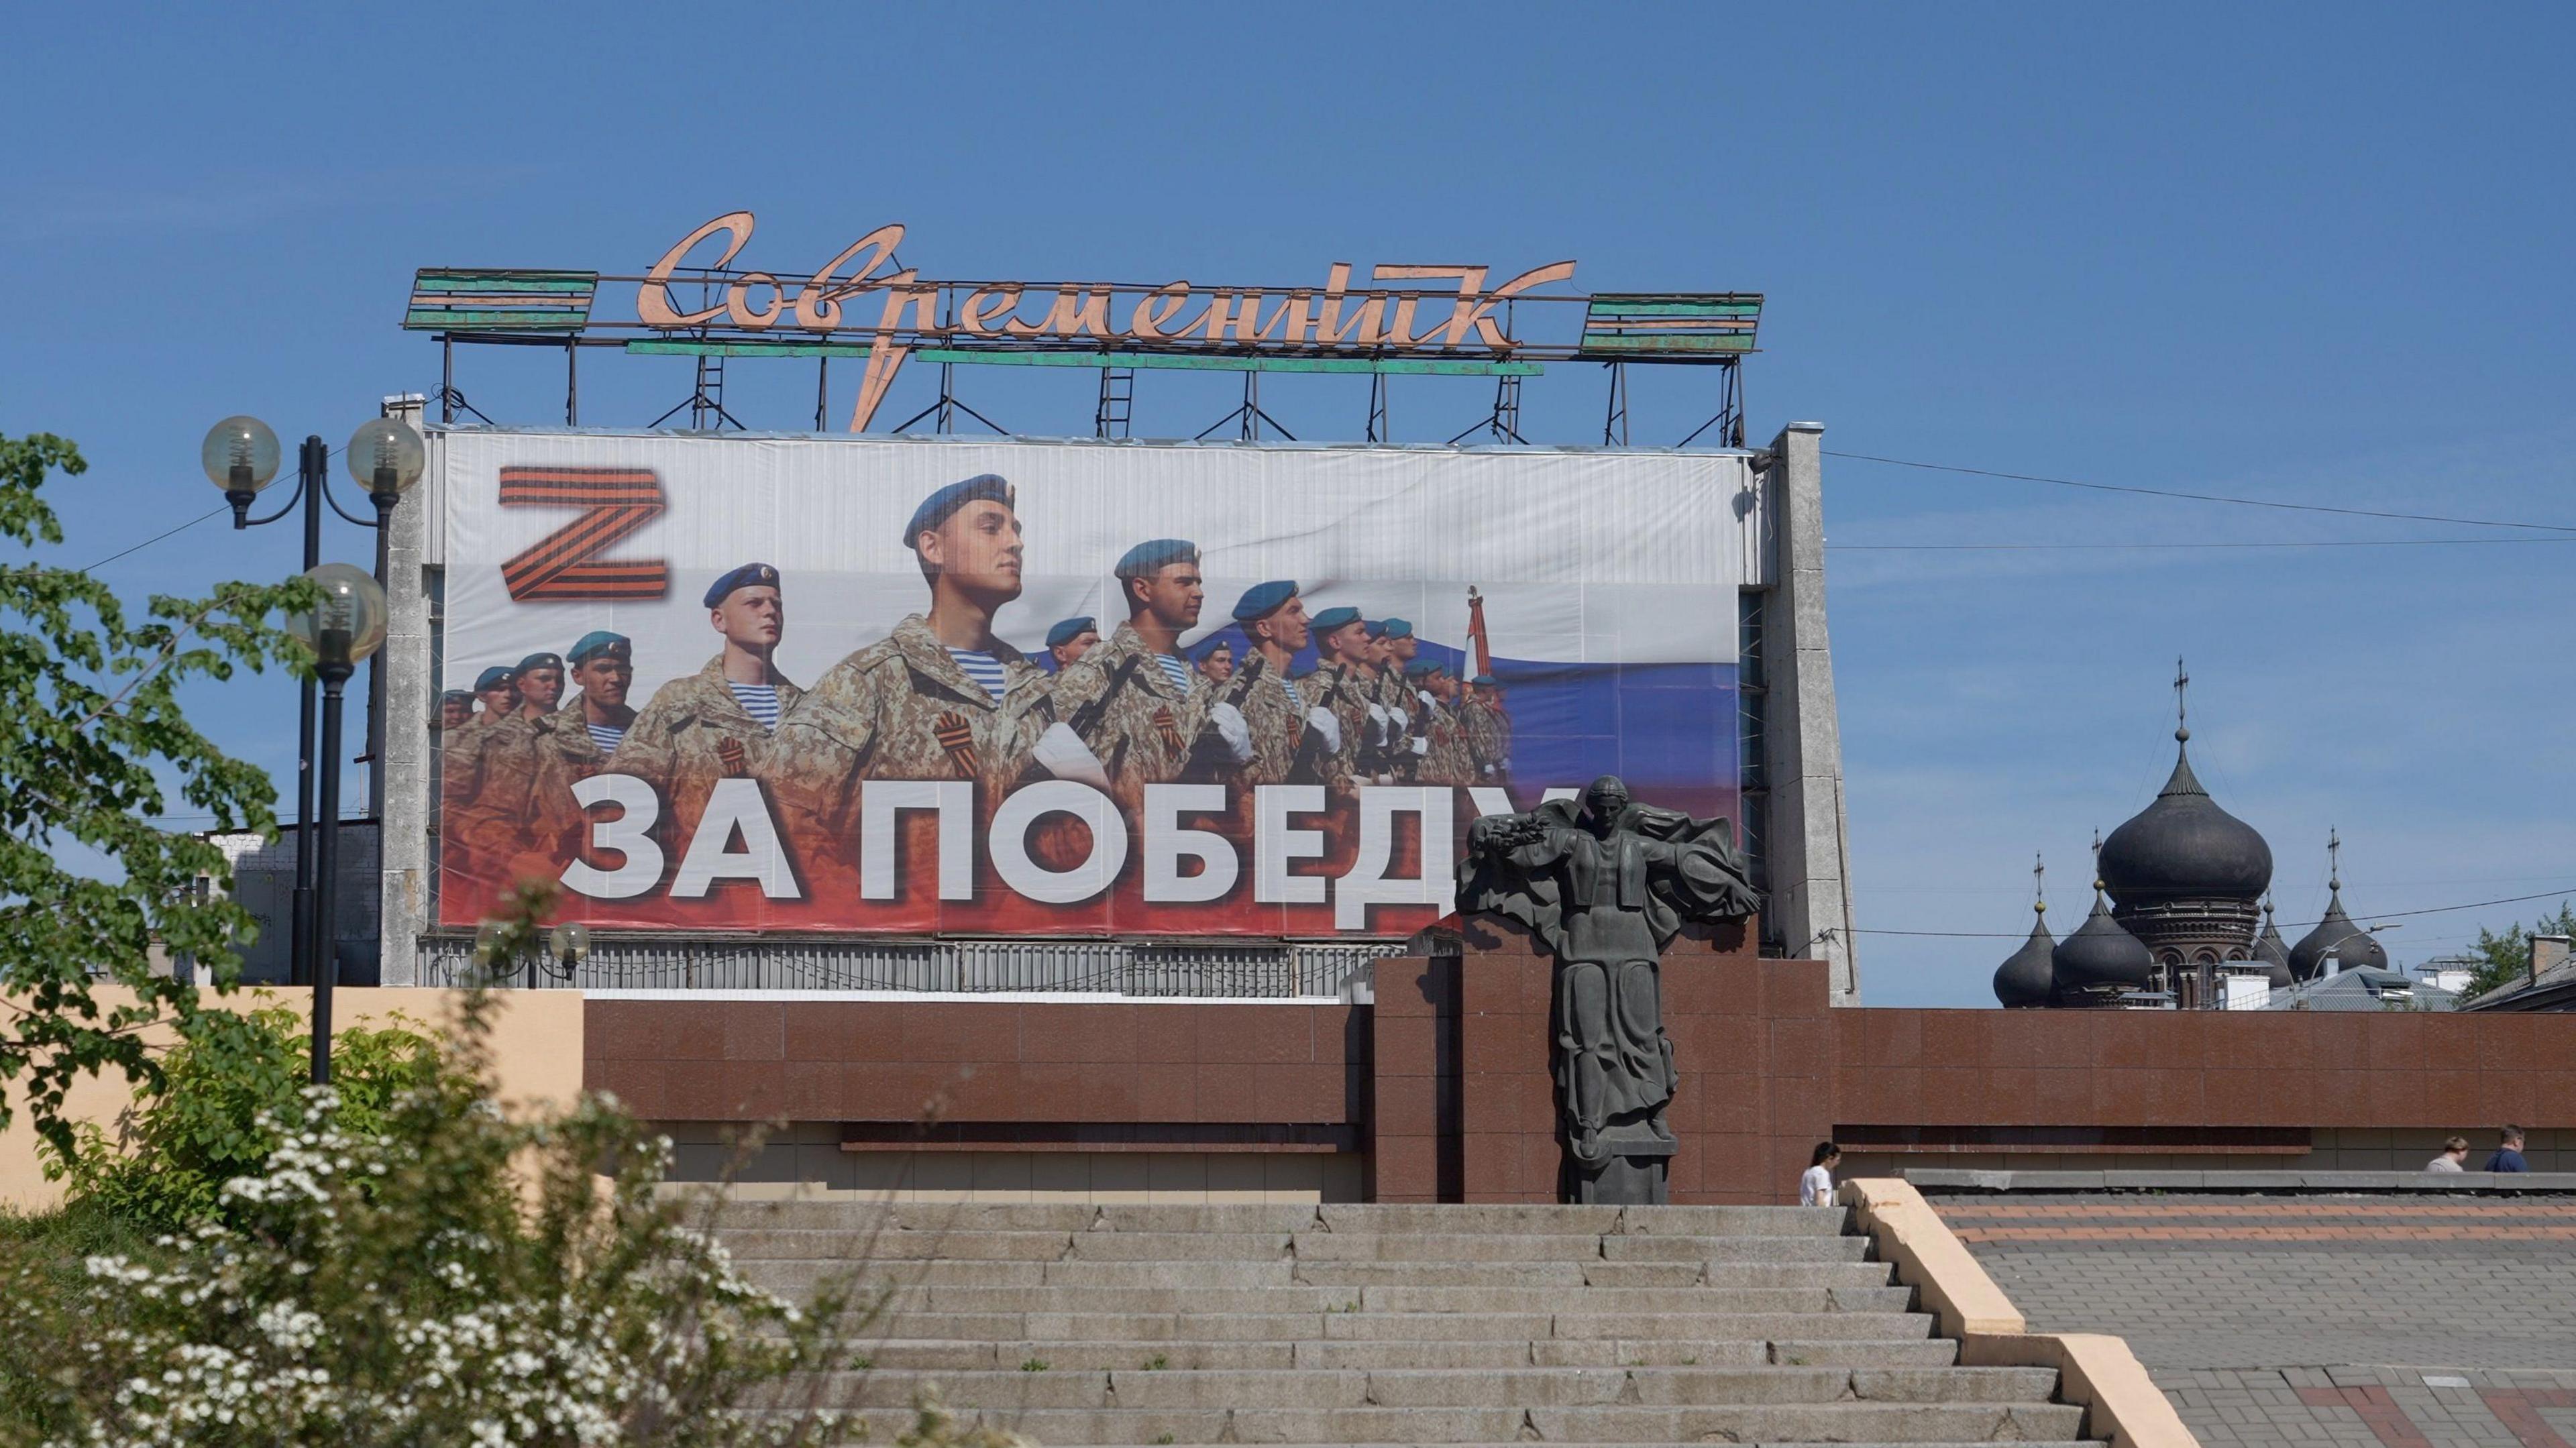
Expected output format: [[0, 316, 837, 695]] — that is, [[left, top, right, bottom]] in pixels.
[[755, 1275, 1915, 1317], [706, 1201, 1848, 1237], [828, 1366, 2061, 1410], [1601, 1233, 1875, 1263], [822, 1400, 2086, 1443], [854, 1310, 1935, 1343], [712, 1226, 1872, 1264], [851, 1336, 1959, 1372], [804, 1258, 1895, 1290]]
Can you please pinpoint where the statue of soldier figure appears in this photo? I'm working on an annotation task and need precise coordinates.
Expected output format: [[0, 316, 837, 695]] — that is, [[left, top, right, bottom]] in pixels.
[[1458, 776, 1759, 1205]]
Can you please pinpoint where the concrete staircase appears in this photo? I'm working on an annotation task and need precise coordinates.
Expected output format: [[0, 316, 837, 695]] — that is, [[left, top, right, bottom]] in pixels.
[[711, 1201, 2100, 1446]]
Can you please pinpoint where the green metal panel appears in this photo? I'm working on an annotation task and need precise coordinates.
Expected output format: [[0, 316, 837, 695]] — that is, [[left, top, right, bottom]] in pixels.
[[625, 340, 879, 358], [914, 348, 1544, 377], [404, 309, 593, 331], [1573, 333, 1756, 354], [413, 273, 598, 295], [1583, 300, 1762, 319]]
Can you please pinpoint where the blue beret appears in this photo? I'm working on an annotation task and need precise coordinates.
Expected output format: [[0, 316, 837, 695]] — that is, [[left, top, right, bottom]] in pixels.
[[1231, 579, 1298, 622], [1046, 616, 1097, 649], [439, 689, 472, 705], [1199, 638, 1232, 657], [1114, 539, 1198, 581], [903, 474, 1015, 549], [1311, 606, 1362, 633], [1403, 659, 1443, 679], [567, 630, 631, 665], [1379, 618, 1414, 640], [1363, 620, 1387, 639], [1470, 673, 1497, 686], [703, 562, 780, 609], [473, 666, 517, 693], [515, 651, 564, 675]]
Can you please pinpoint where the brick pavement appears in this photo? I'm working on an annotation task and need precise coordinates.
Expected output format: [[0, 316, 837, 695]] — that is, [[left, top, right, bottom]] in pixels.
[[1934, 1193, 2576, 1448]]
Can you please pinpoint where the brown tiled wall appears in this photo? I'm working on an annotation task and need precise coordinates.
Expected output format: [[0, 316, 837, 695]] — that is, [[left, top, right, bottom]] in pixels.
[[584, 998, 1364, 1129], [1833, 1009, 2576, 1134], [577, 942, 2576, 1207]]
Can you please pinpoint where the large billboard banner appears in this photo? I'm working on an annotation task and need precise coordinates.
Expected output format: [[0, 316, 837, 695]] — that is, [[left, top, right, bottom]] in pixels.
[[435, 432, 1746, 938]]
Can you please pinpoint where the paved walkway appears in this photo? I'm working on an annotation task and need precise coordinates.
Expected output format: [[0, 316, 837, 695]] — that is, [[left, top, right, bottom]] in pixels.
[[1939, 1193, 2576, 1448]]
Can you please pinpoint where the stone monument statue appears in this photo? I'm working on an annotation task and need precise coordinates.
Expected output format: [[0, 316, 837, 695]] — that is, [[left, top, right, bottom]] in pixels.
[[1456, 776, 1759, 1204]]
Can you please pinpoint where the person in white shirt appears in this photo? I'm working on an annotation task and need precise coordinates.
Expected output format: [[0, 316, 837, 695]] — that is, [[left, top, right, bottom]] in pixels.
[[2425, 1136, 2470, 1172], [1801, 1141, 1842, 1207]]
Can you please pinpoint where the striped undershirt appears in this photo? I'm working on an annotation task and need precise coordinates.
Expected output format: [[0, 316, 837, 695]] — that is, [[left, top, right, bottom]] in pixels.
[[1283, 678, 1303, 712], [947, 648, 1010, 704], [585, 722, 626, 753], [727, 681, 781, 732], [1151, 653, 1193, 694]]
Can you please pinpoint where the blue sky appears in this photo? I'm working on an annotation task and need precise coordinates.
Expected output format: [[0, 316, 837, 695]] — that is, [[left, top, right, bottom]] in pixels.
[[3, 4, 2570, 1005]]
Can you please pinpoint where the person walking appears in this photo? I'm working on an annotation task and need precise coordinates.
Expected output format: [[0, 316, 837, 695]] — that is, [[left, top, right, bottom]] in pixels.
[[2483, 1126, 2530, 1172], [1801, 1141, 1841, 1207], [2424, 1137, 2469, 1172]]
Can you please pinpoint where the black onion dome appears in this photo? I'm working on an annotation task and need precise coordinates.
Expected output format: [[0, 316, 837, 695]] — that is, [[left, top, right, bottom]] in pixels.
[[2099, 741, 2273, 905], [2289, 887, 2386, 980], [1994, 903, 2057, 1007], [2052, 883, 2155, 991], [2253, 898, 2295, 989]]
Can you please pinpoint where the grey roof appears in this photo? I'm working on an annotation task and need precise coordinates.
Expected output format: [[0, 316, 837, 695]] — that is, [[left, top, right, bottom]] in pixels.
[[2052, 884, 2155, 993], [1993, 905, 2056, 1007], [2099, 739, 2273, 907], [2289, 887, 2389, 981], [2253, 899, 2295, 989], [2459, 947, 2576, 1011], [2269, 965, 2455, 1011]]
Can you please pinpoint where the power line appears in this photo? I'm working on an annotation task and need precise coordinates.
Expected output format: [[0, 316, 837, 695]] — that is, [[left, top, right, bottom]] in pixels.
[[1829, 536, 2576, 553], [83, 504, 227, 571], [1849, 885, 2576, 940], [1825, 450, 2576, 535]]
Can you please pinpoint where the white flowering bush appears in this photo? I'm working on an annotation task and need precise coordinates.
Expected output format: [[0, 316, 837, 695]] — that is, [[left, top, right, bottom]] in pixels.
[[0, 989, 872, 1447]]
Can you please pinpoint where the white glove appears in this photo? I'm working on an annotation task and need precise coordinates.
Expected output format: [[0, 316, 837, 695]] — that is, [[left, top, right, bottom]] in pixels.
[[1482, 764, 1496, 777], [1305, 707, 1342, 754], [1410, 734, 1430, 757], [1416, 689, 1436, 709], [1032, 721, 1113, 791], [1365, 703, 1391, 746], [1208, 702, 1254, 766]]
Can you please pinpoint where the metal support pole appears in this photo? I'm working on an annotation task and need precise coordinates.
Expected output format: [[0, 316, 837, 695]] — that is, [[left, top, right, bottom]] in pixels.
[[439, 339, 454, 425], [311, 662, 351, 1084], [365, 491, 394, 820], [290, 437, 323, 986], [815, 357, 830, 431], [566, 341, 579, 426]]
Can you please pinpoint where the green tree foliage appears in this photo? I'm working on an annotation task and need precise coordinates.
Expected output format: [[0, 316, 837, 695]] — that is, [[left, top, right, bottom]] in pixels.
[[0, 988, 883, 1445], [0, 428, 311, 1157], [2463, 900, 2576, 1001], [51, 1003, 437, 1231]]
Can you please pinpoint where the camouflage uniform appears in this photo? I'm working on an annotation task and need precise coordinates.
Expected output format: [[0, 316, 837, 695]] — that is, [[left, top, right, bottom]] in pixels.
[[527, 692, 631, 852], [444, 714, 545, 881], [1297, 659, 1380, 797], [1208, 652, 1322, 789], [1048, 621, 1218, 816], [766, 614, 1053, 861], [1422, 698, 1479, 787], [1462, 695, 1513, 783], [608, 655, 804, 835]]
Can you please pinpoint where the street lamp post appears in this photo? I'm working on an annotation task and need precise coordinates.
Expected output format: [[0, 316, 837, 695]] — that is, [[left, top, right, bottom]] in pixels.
[[285, 564, 388, 1084], [200, 415, 421, 991]]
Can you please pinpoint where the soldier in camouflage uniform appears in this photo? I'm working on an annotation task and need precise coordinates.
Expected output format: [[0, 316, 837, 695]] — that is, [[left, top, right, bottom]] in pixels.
[[610, 563, 803, 843], [769, 476, 1058, 877], [1373, 619, 1429, 779], [1210, 580, 1338, 789], [513, 650, 566, 722], [1044, 616, 1100, 672], [1462, 673, 1513, 785], [445, 663, 550, 889], [1405, 659, 1479, 787], [1047, 539, 1250, 817], [1194, 638, 1234, 687], [1297, 606, 1382, 797], [529, 631, 638, 854]]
